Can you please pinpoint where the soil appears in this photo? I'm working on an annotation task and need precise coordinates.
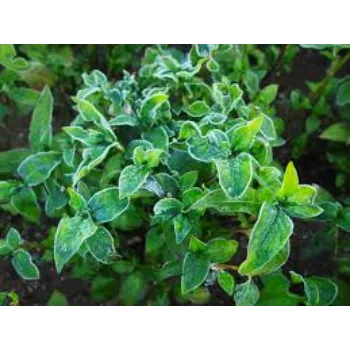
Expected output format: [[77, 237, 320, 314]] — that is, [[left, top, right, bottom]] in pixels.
[[1, 46, 350, 305]]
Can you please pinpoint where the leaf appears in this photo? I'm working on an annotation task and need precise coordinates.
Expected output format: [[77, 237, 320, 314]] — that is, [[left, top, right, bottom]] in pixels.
[[179, 171, 198, 191], [139, 92, 169, 126], [234, 279, 260, 306], [6, 228, 23, 250], [0, 240, 12, 256], [290, 272, 338, 306], [230, 115, 263, 152], [215, 153, 253, 198], [283, 185, 323, 219], [18, 152, 61, 186], [68, 187, 88, 213], [86, 227, 117, 264], [185, 101, 211, 118], [217, 271, 235, 296], [63, 126, 104, 146], [45, 179, 68, 217], [336, 80, 350, 106], [189, 236, 207, 253], [0, 149, 32, 174], [257, 270, 301, 306], [11, 249, 40, 280], [77, 99, 116, 141], [0, 181, 20, 202], [119, 272, 147, 305], [73, 143, 117, 185], [258, 84, 278, 105], [181, 251, 210, 294], [143, 126, 169, 151], [11, 186, 41, 222], [320, 123, 350, 143], [29, 86, 53, 152], [54, 215, 97, 273], [88, 187, 130, 223], [187, 129, 231, 163], [205, 238, 238, 263], [174, 213, 193, 244], [47, 290, 68, 306], [119, 165, 150, 199], [277, 161, 299, 199], [239, 203, 293, 276], [146, 227, 166, 255]]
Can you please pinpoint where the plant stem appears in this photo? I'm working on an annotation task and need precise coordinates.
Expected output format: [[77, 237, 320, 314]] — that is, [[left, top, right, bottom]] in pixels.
[[310, 51, 350, 106], [215, 263, 239, 272], [232, 228, 250, 236], [22, 241, 42, 250], [261, 44, 288, 86]]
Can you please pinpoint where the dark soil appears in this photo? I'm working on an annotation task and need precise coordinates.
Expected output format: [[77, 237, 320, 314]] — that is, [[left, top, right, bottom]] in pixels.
[[1, 46, 350, 305]]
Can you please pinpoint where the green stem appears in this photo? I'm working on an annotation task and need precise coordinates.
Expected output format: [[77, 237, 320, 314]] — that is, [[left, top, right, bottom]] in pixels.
[[310, 51, 350, 106], [22, 241, 43, 250], [334, 226, 339, 258]]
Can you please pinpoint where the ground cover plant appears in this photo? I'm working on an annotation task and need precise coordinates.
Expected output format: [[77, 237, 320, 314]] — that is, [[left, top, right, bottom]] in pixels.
[[1, 44, 350, 306]]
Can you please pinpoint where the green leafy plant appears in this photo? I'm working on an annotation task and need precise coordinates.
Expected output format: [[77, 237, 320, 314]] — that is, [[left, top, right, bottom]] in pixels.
[[0, 44, 344, 305]]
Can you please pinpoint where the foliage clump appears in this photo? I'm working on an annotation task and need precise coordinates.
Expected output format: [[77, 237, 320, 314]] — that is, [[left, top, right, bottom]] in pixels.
[[0, 44, 348, 306]]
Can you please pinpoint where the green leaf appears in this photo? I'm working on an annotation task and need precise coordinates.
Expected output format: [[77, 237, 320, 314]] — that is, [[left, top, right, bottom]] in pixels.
[[0, 44, 16, 60], [179, 171, 198, 191], [119, 165, 150, 199], [146, 227, 166, 255], [11, 249, 40, 280], [18, 152, 61, 186], [119, 272, 147, 305], [187, 129, 231, 163], [234, 279, 260, 306], [217, 271, 235, 296], [336, 80, 350, 106], [143, 126, 169, 151], [320, 123, 350, 143], [45, 179, 68, 217], [47, 290, 68, 306], [29, 86, 53, 152], [0, 181, 20, 202], [68, 187, 88, 213], [181, 251, 210, 294], [0, 239, 12, 256], [0, 149, 32, 174], [290, 272, 338, 306], [139, 92, 169, 126], [283, 185, 323, 219], [11, 186, 41, 222], [257, 270, 301, 306], [277, 161, 299, 199], [88, 187, 130, 223], [230, 115, 263, 152], [63, 126, 104, 146], [239, 203, 293, 276], [215, 153, 253, 198], [54, 215, 97, 273], [0, 292, 7, 305], [153, 198, 182, 219], [86, 226, 117, 264], [174, 213, 193, 244], [205, 238, 238, 263], [189, 236, 207, 253], [185, 101, 211, 118], [77, 99, 116, 141], [6, 228, 22, 250], [258, 84, 278, 105]]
